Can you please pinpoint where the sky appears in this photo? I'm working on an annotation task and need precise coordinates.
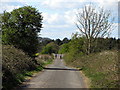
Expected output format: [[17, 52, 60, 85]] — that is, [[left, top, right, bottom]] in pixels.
[[0, 0, 119, 40]]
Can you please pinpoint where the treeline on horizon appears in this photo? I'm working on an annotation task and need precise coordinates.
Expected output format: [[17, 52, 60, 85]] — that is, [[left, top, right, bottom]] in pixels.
[[38, 36, 119, 55]]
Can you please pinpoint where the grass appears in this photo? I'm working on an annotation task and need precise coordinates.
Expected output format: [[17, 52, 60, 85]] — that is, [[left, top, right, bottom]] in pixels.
[[15, 65, 44, 84], [64, 50, 119, 88], [43, 59, 53, 65]]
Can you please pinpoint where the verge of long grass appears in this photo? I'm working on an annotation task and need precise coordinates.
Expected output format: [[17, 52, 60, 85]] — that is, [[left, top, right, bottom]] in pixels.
[[64, 50, 119, 88]]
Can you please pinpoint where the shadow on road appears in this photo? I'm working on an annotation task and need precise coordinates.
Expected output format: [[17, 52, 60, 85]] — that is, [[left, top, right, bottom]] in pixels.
[[43, 67, 80, 71]]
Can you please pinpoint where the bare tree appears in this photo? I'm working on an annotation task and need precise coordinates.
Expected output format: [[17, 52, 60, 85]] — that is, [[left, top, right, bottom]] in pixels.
[[76, 5, 114, 54]]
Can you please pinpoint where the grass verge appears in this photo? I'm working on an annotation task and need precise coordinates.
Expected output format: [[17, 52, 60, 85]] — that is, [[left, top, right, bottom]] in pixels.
[[64, 50, 119, 88]]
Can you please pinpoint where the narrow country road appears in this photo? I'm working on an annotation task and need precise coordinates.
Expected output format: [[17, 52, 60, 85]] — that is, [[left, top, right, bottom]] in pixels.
[[20, 58, 87, 88]]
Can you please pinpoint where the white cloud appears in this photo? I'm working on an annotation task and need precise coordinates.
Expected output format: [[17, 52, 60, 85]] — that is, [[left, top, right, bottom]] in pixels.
[[1, 0, 15, 2], [41, 0, 119, 9], [43, 24, 69, 28], [0, 0, 27, 13], [41, 0, 61, 9], [1, 0, 36, 2], [46, 14, 59, 24], [41, 0, 85, 9], [97, 0, 118, 8], [42, 13, 64, 24], [64, 9, 79, 25], [110, 23, 118, 38], [40, 29, 74, 39], [96, 0, 118, 3], [0, 3, 21, 13], [42, 9, 78, 27]]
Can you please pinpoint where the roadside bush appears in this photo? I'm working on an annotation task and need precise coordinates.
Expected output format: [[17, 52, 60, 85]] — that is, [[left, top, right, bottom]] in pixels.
[[2, 45, 37, 90], [36, 54, 53, 64]]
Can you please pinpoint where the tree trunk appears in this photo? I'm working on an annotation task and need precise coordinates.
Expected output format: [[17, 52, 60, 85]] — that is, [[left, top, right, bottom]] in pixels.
[[87, 39, 91, 54]]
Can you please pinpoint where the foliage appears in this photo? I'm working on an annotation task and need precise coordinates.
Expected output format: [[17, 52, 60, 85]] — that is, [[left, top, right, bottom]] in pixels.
[[34, 53, 40, 57], [94, 37, 118, 52], [63, 34, 119, 65], [62, 37, 70, 44], [2, 45, 38, 90], [37, 37, 70, 52], [55, 39, 62, 45], [2, 45, 54, 90], [61, 33, 119, 55], [41, 42, 59, 54], [59, 33, 85, 54], [69, 33, 85, 54], [1, 6, 43, 56], [58, 43, 69, 54], [38, 37, 54, 51]]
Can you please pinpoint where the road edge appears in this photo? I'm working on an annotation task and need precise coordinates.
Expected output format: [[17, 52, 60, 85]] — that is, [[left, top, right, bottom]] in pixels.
[[79, 71, 91, 88], [62, 59, 90, 88]]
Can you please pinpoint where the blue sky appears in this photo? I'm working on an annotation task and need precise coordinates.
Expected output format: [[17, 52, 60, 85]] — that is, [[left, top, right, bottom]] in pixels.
[[1, 0, 119, 40]]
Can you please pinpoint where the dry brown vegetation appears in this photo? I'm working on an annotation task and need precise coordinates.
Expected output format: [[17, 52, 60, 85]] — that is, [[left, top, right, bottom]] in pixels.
[[64, 50, 119, 88]]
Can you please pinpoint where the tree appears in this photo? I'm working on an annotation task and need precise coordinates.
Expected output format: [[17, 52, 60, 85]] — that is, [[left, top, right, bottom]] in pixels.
[[76, 5, 114, 54], [1, 6, 43, 56], [62, 37, 70, 44], [37, 37, 54, 52], [41, 42, 59, 54], [55, 39, 62, 45], [58, 43, 69, 54]]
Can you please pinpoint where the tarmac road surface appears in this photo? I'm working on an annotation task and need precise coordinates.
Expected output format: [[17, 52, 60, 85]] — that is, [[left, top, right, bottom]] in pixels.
[[20, 58, 87, 88]]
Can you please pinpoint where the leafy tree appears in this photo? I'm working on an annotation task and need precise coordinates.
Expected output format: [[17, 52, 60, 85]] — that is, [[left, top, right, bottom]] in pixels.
[[55, 39, 62, 45], [76, 5, 114, 54], [63, 33, 85, 63], [58, 43, 69, 54], [1, 6, 43, 56], [89, 37, 118, 52], [117, 39, 120, 50], [62, 37, 70, 44], [69, 33, 85, 55], [37, 37, 54, 52], [41, 42, 59, 54]]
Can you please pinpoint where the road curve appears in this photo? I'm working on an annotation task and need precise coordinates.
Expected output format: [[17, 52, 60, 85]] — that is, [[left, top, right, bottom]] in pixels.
[[20, 59, 87, 88]]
